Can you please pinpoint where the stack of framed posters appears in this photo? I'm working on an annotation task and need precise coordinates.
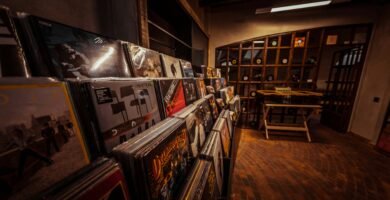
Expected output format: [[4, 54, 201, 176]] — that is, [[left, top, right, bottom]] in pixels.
[[155, 79, 187, 117], [213, 118, 231, 157], [42, 158, 130, 200], [113, 118, 191, 200], [125, 43, 164, 78], [160, 54, 183, 78], [173, 105, 205, 158], [204, 94, 219, 121], [0, 78, 90, 200], [17, 15, 131, 79], [200, 131, 224, 195], [220, 86, 234, 104], [179, 59, 194, 78], [182, 78, 198, 105], [86, 79, 161, 153], [195, 78, 207, 98], [178, 159, 220, 200], [0, 6, 30, 77]]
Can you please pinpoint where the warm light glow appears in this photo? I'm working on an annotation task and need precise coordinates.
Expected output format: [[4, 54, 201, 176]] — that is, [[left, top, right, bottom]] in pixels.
[[91, 47, 114, 71], [270, 1, 332, 13]]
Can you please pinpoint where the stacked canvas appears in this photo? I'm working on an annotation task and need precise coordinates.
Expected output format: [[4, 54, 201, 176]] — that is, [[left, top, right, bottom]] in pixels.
[[42, 158, 130, 200], [0, 78, 91, 199], [178, 159, 220, 200], [199, 131, 224, 194], [124, 43, 164, 78], [113, 118, 192, 200], [154, 79, 187, 118], [16, 14, 131, 79], [0, 6, 29, 77]]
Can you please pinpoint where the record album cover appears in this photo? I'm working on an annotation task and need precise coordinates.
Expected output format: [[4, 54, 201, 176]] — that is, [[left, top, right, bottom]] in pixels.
[[182, 79, 198, 105], [200, 131, 224, 193], [88, 80, 161, 153], [173, 106, 205, 158], [179, 59, 194, 78], [194, 99, 214, 133], [125, 43, 163, 78], [213, 118, 231, 157], [157, 79, 187, 117], [206, 86, 215, 95], [0, 81, 90, 200], [178, 160, 219, 200], [140, 122, 191, 199], [0, 6, 29, 77], [26, 16, 131, 79], [220, 86, 235, 104], [161, 54, 183, 78], [204, 94, 219, 121], [195, 79, 207, 98]]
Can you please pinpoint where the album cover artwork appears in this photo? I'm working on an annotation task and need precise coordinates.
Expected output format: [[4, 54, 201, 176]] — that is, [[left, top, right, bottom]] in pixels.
[[45, 159, 130, 200], [206, 86, 215, 95], [157, 79, 187, 117], [221, 110, 233, 137], [139, 122, 191, 199], [88, 80, 161, 153], [220, 86, 235, 104], [0, 81, 90, 200], [0, 6, 30, 77], [125, 43, 163, 78], [26, 16, 131, 79], [196, 79, 207, 98], [161, 54, 184, 78], [216, 98, 226, 110], [195, 99, 214, 133], [206, 78, 223, 91], [178, 160, 220, 200], [229, 95, 241, 121], [204, 94, 219, 121], [213, 118, 231, 157], [200, 131, 224, 194], [179, 59, 194, 77], [183, 79, 198, 105]]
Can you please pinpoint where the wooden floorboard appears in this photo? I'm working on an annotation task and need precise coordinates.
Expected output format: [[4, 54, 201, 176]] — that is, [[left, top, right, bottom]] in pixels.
[[230, 122, 390, 200]]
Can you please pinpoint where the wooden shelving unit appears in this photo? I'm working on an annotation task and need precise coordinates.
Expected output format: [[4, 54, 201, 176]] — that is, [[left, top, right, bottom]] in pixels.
[[215, 24, 372, 128]]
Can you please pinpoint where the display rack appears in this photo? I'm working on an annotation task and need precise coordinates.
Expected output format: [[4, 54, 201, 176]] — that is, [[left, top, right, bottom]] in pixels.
[[215, 24, 371, 128]]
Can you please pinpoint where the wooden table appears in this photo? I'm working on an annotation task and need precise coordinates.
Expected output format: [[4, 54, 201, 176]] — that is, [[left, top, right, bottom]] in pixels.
[[257, 90, 323, 142]]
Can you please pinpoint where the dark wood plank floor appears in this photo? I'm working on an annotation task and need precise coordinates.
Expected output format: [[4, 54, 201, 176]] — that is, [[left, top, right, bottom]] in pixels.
[[230, 122, 390, 200]]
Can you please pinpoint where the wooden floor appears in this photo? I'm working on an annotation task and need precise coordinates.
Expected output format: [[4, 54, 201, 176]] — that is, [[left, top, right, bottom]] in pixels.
[[230, 122, 390, 200]]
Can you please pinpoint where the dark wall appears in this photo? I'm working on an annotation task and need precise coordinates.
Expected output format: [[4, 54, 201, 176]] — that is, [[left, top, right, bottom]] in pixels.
[[0, 0, 139, 43]]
